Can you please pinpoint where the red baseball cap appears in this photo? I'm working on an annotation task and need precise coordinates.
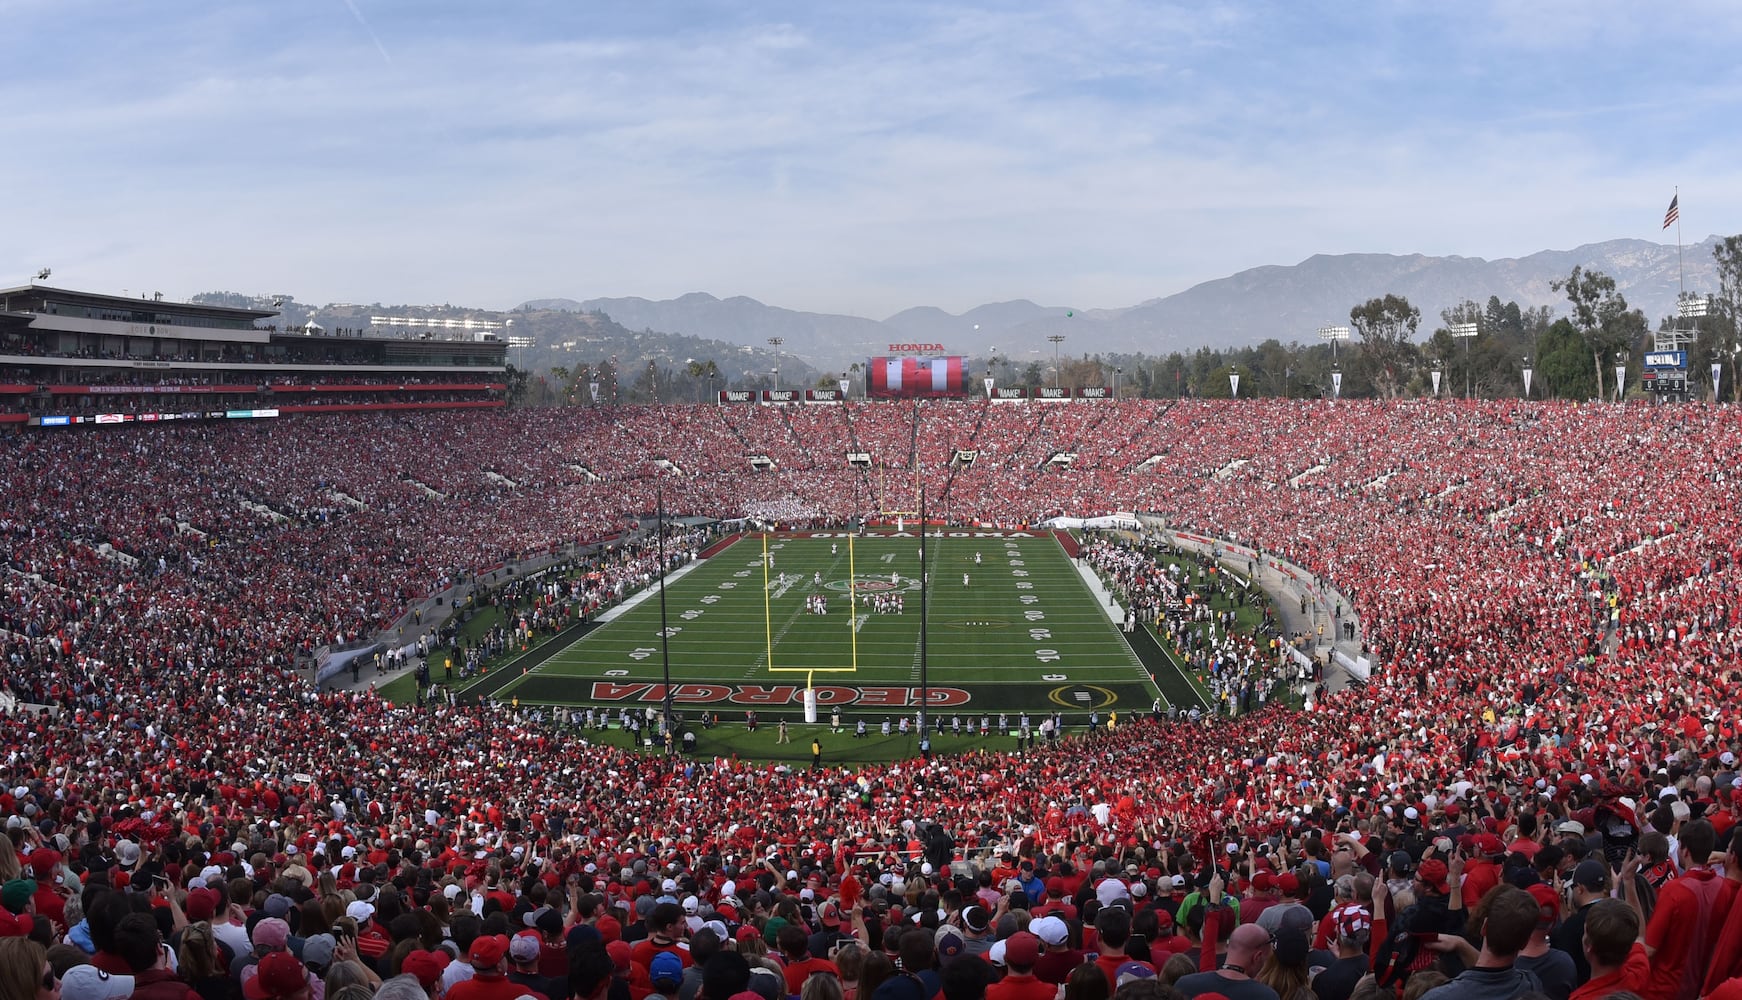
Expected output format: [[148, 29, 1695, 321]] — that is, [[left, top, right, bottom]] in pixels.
[[243, 952, 308, 1000], [468, 935, 509, 968], [1527, 883, 1560, 928], [402, 950, 451, 988], [1002, 932, 1040, 967]]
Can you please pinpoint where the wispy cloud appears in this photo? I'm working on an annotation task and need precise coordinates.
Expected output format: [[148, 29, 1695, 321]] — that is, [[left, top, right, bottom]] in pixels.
[[2, 1, 1740, 316], [340, 0, 392, 66]]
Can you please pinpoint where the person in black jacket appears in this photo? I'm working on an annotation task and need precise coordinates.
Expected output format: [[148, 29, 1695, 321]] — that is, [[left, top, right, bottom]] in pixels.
[[1313, 905, 1374, 1000], [1373, 859, 1464, 986], [923, 824, 953, 871]]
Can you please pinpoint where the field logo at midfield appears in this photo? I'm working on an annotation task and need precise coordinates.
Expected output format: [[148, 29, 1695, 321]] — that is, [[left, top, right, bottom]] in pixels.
[[824, 575, 924, 594], [1048, 684, 1119, 710]]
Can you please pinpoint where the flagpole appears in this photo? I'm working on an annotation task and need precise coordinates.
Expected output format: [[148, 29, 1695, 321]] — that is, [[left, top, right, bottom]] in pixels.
[[1676, 186, 1684, 299]]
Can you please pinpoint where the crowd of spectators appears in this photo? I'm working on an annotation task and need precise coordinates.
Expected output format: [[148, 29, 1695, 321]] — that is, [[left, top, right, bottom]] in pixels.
[[1081, 538, 1293, 717], [0, 398, 1740, 1000]]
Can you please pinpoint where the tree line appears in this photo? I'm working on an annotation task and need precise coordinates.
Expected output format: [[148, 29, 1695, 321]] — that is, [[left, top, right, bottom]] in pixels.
[[512, 237, 1742, 404], [998, 239, 1742, 402]]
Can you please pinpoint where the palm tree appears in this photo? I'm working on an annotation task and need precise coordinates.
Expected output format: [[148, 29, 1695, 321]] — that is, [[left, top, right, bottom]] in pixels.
[[685, 358, 721, 403]]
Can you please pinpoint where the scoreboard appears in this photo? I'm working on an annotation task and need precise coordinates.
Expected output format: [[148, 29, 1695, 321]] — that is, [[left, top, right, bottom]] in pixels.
[[867, 356, 967, 399], [1643, 350, 1689, 396]]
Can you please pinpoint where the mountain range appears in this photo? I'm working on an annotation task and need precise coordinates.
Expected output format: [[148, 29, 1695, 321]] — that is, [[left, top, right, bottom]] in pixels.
[[520, 236, 1722, 369]]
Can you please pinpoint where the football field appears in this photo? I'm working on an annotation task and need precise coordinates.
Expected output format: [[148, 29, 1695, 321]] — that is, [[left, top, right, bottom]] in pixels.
[[493, 530, 1164, 721]]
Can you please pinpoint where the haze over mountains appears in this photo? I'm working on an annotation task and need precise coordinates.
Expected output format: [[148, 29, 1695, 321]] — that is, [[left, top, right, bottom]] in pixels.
[[520, 236, 1720, 370]]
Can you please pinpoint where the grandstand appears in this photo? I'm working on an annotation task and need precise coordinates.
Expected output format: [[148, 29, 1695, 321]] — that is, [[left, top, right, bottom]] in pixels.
[[0, 282, 508, 424], [2, 344, 1741, 990]]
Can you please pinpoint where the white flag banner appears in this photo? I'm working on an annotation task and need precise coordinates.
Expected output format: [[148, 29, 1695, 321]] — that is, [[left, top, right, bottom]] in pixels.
[[1614, 365, 1627, 401], [1331, 371, 1343, 399], [1713, 363, 1723, 400], [1431, 370, 1441, 395], [983, 376, 995, 398], [838, 378, 849, 397], [1229, 373, 1240, 398], [589, 380, 600, 403], [1523, 369, 1533, 397]]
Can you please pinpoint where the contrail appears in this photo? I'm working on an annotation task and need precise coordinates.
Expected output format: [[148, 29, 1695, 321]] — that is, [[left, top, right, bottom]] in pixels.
[[340, 0, 393, 66]]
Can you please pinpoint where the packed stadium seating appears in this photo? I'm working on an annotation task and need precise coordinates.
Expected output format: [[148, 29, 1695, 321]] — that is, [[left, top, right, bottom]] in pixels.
[[2, 398, 1739, 994]]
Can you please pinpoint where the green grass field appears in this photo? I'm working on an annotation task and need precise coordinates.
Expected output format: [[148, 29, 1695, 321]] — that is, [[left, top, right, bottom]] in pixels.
[[491, 530, 1164, 722]]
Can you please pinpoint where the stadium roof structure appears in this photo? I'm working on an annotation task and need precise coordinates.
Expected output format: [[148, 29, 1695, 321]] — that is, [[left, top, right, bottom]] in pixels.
[[0, 283, 278, 322]]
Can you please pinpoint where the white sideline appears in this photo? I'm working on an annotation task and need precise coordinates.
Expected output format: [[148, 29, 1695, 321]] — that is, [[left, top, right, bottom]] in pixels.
[[596, 560, 704, 622], [1071, 557, 1127, 625]]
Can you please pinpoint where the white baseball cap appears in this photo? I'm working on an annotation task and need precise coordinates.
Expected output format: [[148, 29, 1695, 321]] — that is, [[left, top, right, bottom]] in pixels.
[[61, 967, 135, 1000], [346, 900, 375, 923]]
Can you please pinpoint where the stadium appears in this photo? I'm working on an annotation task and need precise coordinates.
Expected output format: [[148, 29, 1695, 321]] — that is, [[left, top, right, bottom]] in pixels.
[[2, 281, 1740, 997]]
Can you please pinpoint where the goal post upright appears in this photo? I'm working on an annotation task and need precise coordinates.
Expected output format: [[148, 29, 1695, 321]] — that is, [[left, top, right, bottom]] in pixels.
[[919, 484, 929, 731], [763, 529, 858, 679], [848, 530, 859, 671], [762, 531, 774, 671]]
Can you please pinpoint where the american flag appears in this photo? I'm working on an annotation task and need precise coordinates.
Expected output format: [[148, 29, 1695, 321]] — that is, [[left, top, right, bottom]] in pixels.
[[1663, 195, 1679, 230]]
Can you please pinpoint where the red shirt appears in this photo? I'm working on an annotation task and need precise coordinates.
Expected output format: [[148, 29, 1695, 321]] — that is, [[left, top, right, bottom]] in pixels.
[[1032, 900, 1078, 922], [1508, 840, 1543, 862], [628, 939, 691, 973], [987, 973, 1058, 1000], [1033, 949, 1086, 986], [1240, 895, 1276, 926], [537, 938, 569, 980], [357, 923, 392, 962], [1461, 860, 1501, 909], [1643, 868, 1726, 1000], [32, 885, 67, 928], [1569, 942, 1649, 1000], [449, 972, 535, 1000]]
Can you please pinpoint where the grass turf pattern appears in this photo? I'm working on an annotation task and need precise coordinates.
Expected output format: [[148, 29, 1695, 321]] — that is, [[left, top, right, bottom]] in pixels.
[[493, 531, 1162, 719]]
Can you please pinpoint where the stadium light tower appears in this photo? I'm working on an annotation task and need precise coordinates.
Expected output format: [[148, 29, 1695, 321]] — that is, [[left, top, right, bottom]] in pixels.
[[1317, 325, 1350, 363], [506, 321, 533, 371], [767, 337, 785, 390], [1318, 326, 1349, 400], [1048, 334, 1066, 388], [1447, 322, 1478, 399]]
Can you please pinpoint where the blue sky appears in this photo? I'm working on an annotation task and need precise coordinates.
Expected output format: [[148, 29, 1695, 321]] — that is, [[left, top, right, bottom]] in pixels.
[[5, 0, 1740, 318]]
